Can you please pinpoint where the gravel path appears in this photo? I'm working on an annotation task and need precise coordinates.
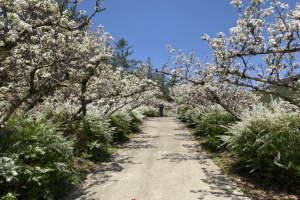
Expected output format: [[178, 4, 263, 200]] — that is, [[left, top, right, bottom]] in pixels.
[[65, 117, 249, 200]]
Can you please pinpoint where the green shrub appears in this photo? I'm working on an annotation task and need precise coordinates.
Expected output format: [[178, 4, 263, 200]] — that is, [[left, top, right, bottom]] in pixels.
[[41, 102, 77, 124], [35, 104, 114, 161], [193, 105, 235, 151], [0, 192, 17, 200], [141, 106, 160, 117], [129, 111, 143, 132], [0, 116, 73, 199], [221, 100, 300, 180], [72, 116, 113, 161], [190, 106, 206, 132], [108, 112, 132, 143], [177, 105, 191, 121], [183, 108, 197, 127]]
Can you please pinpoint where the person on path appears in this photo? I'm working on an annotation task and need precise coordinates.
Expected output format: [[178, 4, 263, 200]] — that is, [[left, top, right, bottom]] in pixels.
[[158, 104, 164, 117]]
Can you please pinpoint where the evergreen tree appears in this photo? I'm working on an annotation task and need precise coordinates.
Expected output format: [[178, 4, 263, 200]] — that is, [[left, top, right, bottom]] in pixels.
[[112, 38, 141, 71], [148, 63, 175, 102], [140, 56, 177, 102], [145, 57, 154, 79]]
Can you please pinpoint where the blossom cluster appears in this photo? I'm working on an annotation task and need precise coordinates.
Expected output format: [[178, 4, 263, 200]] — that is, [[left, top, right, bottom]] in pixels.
[[0, 157, 18, 183]]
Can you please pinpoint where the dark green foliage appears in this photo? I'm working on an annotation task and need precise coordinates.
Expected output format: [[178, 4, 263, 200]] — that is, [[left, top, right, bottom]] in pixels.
[[195, 107, 235, 136], [42, 107, 113, 161], [108, 112, 132, 143], [129, 112, 143, 132], [154, 73, 175, 102], [0, 116, 73, 200], [107, 111, 144, 143], [182, 109, 197, 128], [142, 107, 160, 117], [193, 106, 235, 151], [111, 38, 142, 71], [0, 108, 145, 199], [176, 105, 191, 121], [71, 117, 113, 161], [177, 105, 235, 151]]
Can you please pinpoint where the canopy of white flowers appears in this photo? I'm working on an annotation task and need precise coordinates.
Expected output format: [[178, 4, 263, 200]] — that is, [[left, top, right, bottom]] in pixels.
[[163, 0, 300, 116], [0, 0, 161, 125]]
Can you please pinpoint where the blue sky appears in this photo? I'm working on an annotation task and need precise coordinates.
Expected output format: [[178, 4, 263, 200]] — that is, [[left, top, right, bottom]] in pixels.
[[78, 0, 296, 69]]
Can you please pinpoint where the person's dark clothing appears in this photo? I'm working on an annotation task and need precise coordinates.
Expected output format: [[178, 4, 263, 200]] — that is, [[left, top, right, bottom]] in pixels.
[[159, 104, 164, 117]]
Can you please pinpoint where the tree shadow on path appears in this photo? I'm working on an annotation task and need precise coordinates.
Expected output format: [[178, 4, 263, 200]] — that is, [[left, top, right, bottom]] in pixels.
[[65, 130, 159, 199], [64, 153, 132, 199], [191, 167, 248, 200], [158, 130, 248, 199]]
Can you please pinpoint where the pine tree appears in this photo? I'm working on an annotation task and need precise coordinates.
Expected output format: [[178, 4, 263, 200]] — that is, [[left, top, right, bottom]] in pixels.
[[146, 57, 153, 79], [112, 38, 132, 70], [112, 38, 139, 71]]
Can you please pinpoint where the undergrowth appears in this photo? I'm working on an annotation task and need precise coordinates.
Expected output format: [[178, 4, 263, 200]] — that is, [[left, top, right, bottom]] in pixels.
[[181, 101, 300, 199]]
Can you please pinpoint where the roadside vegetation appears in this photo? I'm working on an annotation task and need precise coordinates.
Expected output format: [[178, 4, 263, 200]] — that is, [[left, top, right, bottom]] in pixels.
[[0, 104, 164, 200], [177, 103, 300, 199]]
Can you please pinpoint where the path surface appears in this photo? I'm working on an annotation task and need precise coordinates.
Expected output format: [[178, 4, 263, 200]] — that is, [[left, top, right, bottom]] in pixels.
[[65, 117, 249, 200]]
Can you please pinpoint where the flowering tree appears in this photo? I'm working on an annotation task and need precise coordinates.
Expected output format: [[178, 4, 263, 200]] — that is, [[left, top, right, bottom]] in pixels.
[[170, 82, 256, 118], [202, 0, 300, 106], [56, 65, 160, 123], [0, 2, 112, 125], [163, 0, 300, 114], [97, 69, 160, 115], [0, 0, 161, 126], [0, 0, 107, 124], [163, 46, 257, 119]]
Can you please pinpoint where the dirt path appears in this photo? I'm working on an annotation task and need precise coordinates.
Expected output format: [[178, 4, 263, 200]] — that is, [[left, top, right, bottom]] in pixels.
[[65, 117, 249, 200]]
